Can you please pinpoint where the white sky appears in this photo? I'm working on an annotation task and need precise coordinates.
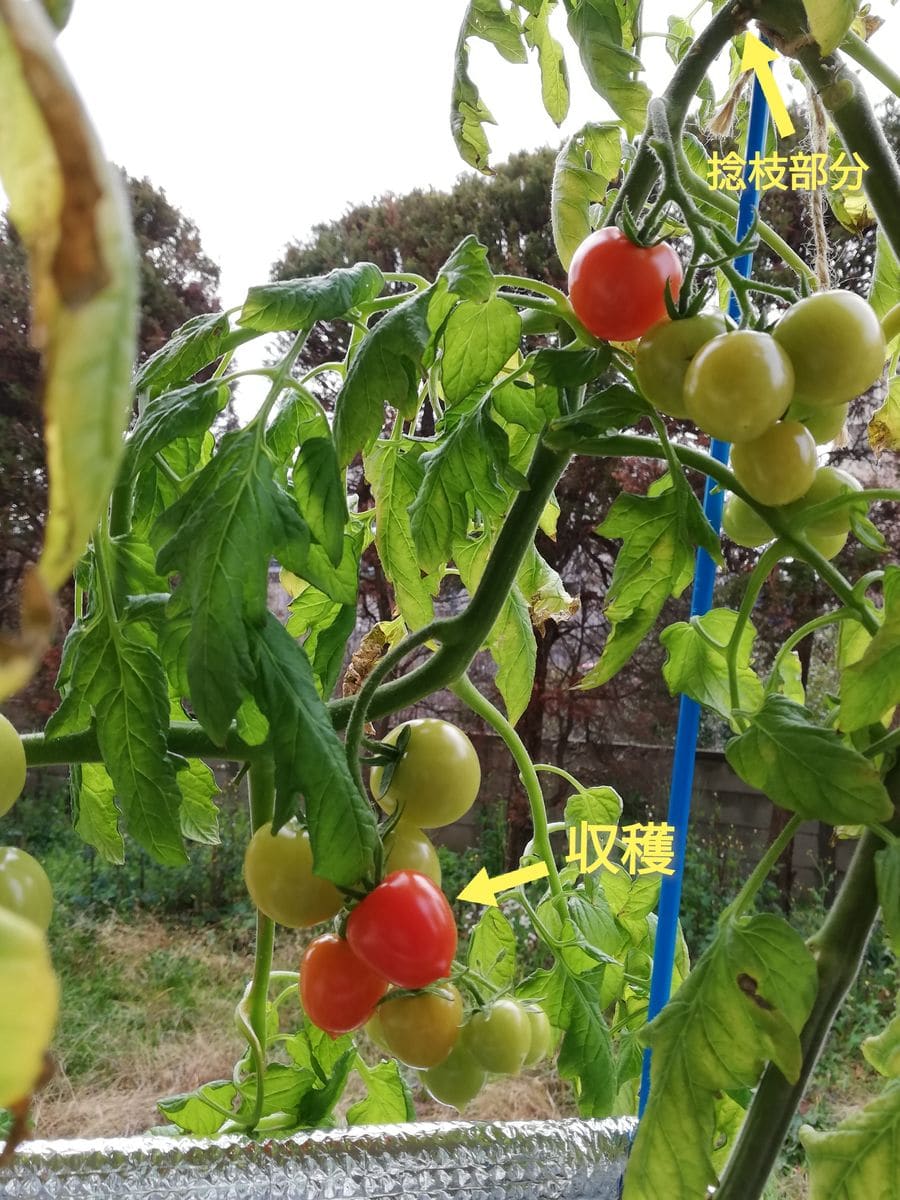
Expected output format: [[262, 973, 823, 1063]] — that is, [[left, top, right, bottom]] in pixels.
[[51, 1, 730, 306], [34, 0, 897, 407]]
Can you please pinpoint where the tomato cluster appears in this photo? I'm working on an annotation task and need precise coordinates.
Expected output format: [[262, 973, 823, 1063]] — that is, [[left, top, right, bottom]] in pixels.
[[630, 286, 885, 555]]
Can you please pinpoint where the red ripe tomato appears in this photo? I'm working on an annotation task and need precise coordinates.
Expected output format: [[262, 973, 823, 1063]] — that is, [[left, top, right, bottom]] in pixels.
[[299, 933, 388, 1035], [346, 870, 457, 989], [567, 228, 683, 342]]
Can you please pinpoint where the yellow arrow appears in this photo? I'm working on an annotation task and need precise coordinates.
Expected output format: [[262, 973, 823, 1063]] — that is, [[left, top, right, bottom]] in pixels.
[[741, 32, 795, 138], [457, 861, 550, 907]]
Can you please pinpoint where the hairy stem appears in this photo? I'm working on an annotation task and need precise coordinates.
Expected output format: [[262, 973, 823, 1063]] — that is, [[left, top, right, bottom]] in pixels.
[[244, 757, 277, 1130], [715, 767, 900, 1198], [329, 443, 571, 728], [22, 721, 267, 765]]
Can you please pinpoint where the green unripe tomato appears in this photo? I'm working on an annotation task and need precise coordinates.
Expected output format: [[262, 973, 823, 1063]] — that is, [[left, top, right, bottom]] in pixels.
[[785, 466, 864, 539], [0, 906, 59, 1108], [721, 495, 773, 549], [788, 401, 849, 445], [773, 291, 885, 408], [243, 820, 343, 928], [522, 1005, 553, 1067], [0, 848, 53, 931], [384, 821, 442, 887], [805, 528, 849, 560], [684, 331, 795, 443], [419, 1040, 486, 1110], [730, 421, 818, 506], [0, 714, 26, 818], [370, 719, 481, 828], [635, 313, 728, 418], [379, 983, 463, 1069], [365, 1008, 391, 1053], [464, 998, 532, 1076]]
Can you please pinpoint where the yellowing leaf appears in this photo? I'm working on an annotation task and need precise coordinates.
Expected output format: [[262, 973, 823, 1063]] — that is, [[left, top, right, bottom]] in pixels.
[[0, 0, 137, 700]]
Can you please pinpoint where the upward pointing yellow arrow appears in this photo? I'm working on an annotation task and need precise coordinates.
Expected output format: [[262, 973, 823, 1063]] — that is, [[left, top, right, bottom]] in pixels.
[[741, 32, 795, 139]]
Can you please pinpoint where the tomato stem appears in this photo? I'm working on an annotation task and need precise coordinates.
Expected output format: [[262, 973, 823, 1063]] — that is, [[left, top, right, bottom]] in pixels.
[[725, 543, 782, 719], [724, 813, 804, 922], [764, 610, 854, 699], [243, 756, 277, 1130], [450, 673, 565, 909]]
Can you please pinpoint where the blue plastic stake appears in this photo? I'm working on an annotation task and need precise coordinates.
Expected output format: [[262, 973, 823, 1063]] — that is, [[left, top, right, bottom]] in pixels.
[[637, 71, 772, 1118]]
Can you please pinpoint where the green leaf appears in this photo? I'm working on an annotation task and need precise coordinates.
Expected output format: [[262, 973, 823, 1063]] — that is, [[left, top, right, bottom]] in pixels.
[[875, 841, 900, 958], [347, 1058, 415, 1125], [551, 122, 623, 269], [800, 1081, 900, 1200], [248, 614, 378, 888], [801, 0, 857, 56], [546, 384, 651, 445], [566, 1, 650, 139], [239, 263, 384, 332], [523, 1, 570, 124], [267, 386, 330, 466], [555, 965, 617, 1115], [286, 1020, 354, 1076], [295, 1049, 356, 1126], [293, 437, 347, 567], [157, 1081, 237, 1136], [364, 441, 434, 631], [579, 483, 702, 689], [135, 311, 230, 393], [863, 1011, 900, 1079], [48, 620, 187, 865], [235, 1063, 318, 1124], [565, 786, 623, 827], [530, 344, 612, 387], [436, 235, 496, 304], [624, 914, 817, 1200], [839, 567, 900, 731], [173, 755, 220, 846], [456, 535, 536, 724], [661, 609, 764, 726], [870, 230, 900, 322], [869, 373, 900, 454], [121, 380, 229, 479], [440, 297, 522, 405], [71, 762, 124, 864], [410, 402, 509, 573], [468, 908, 517, 989], [726, 695, 893, 825], [333, 287, 433, 465], [153, 427, 310, 742], [283, 525, 363, 609]]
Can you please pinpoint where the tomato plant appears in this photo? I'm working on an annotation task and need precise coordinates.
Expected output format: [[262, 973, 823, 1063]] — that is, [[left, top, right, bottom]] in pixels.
[[2, 1, 899, 1194], [774, 290, 886, 408], [567, 228, 683, 342], [635, 313, 728, 418], [0, 848, 53, 932], [243, 820, 343, 928], [464, 998, 533, 1076], [0, 715, 25, 818], [346, 870, 457, 989], [369, 719, 481, 828], [377, 983, 463, 1069], [730, 421, 817, 506], [299, 933, 388, 1036], [683, 330, 795, 442]]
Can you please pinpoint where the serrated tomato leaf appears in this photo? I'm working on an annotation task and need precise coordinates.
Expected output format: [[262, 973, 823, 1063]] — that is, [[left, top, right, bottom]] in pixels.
[[239, 263, 384, 332], [839, 567, 900, 732], [800, 1080, 900, 1200], [726, 695, 893, 825], [661, 608, 764, 726], [248, 614, 377, 888]]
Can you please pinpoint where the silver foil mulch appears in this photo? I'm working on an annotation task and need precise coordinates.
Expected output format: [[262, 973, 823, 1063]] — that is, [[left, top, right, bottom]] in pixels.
[[0, 1116, 636, 1198]]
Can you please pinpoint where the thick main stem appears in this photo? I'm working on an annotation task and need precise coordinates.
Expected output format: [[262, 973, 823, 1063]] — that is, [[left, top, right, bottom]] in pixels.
[[245, 757, 276, 1126], [715, 766, 900, 1198]]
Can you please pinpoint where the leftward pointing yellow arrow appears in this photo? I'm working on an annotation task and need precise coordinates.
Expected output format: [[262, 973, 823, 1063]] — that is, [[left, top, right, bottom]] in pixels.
[[457, 861, 550, 907], [741, 32, 795, 139]]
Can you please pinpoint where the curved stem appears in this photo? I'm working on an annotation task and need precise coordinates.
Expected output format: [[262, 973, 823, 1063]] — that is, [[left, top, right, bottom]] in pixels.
[[451, 674, 565, 908], [611, 0, 747, 221], [329, 443, 571, 729], [765, 610, 854, 698], [726, 813, 804, 920], [840, 29, 900, 101], [23, 721, 267, 765], [534, 762, 586, 793], [726, 543, 782, 716]]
